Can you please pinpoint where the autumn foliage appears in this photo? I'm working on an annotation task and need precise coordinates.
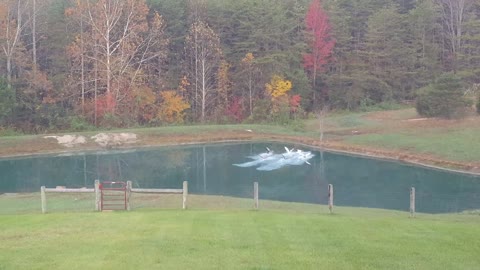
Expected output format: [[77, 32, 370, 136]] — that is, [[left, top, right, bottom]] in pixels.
[[265, 75, 294, 120], [304, 0, 335, 106], [95, 92, 117, 119], [265, 75, 292, 99], [3, 0, 473, 132], [290, 95, 302, 113], [157, 91, 190, 124], [131, 86, 157, 123], [304, 0, 335, 73], [226, 96, 244, 122]]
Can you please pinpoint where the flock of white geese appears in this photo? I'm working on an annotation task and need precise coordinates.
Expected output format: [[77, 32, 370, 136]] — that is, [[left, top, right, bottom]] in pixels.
[[233, 147, 315, 171]]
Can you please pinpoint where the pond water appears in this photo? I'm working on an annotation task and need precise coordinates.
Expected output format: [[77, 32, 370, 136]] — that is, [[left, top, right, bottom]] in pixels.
[[1, 142, 479, 213]]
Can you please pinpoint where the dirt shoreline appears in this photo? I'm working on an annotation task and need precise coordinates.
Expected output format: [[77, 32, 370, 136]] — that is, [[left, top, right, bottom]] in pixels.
[[0, 131, 479, 176]]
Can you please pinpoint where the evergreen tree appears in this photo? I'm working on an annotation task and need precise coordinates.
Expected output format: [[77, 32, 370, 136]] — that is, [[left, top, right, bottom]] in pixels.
[[416, 73, 471, 118], [0, 77, 14, 124]]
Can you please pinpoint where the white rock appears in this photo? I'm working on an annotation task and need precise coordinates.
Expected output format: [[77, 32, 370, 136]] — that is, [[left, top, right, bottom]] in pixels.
[[44, 135, 87, 148], [91, 133, 138, 147]]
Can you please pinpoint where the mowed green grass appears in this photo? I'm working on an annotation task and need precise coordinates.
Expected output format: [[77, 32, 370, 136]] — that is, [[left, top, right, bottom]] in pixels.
[[347, 128, 480, 162], [1, 208, 479, 270]]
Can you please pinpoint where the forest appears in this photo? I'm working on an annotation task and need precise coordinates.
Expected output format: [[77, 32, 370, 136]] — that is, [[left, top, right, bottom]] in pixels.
[[0, 0, 479, 132]]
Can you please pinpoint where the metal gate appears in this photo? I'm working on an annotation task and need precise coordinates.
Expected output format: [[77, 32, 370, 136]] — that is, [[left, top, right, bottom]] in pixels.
[[99, 181, 127, 211]]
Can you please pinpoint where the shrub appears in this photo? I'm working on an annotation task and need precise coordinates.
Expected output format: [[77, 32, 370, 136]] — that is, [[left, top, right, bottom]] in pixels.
[[0, 77, 14, 122], [246, 99, 272, 123], [69, 116, 96, 132], [0, 127, 22, 137], [415, 73, 471, 118], [100, 113, 123, 129], [271, 97, 291, 125]]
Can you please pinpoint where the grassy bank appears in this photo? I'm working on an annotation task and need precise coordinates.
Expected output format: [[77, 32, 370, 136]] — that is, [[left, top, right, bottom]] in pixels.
[[347, 128, 480, 162], [1, 206, 479, 270], [1, 108, 480, 171]]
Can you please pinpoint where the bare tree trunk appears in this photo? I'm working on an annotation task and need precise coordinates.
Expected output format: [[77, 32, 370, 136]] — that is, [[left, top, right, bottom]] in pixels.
[[201, 59, 206, 122], [313, 62, 317, 108], [94, 39, 98, 127], [32, 0, 37, 80], [317, 106, 329, 142], [6, 57, 12, 89], [105, 11, 112, 112], [80, 11, 85, 114], [248, 70, 253, 116], [194, 28, 199, 119]]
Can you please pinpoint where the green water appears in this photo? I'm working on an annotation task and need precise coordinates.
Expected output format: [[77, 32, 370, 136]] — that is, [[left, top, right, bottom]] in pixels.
[[0, 142, 479, 213]]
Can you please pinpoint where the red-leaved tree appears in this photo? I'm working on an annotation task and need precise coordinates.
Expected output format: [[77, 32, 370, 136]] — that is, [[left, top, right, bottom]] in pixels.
[[226, 96, 245, 123], [290, 95, 302, 113], [304, 0, 335, 107]]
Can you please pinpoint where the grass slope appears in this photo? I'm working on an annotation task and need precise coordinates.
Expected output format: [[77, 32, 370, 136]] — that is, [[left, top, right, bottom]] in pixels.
[[1, 208, 479, 270], [347, 128, 480, 162]]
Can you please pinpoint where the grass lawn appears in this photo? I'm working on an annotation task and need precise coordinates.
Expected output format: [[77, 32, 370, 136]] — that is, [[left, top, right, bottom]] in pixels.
[[1, 205, 479, 270], [347, 128, 480, 162]]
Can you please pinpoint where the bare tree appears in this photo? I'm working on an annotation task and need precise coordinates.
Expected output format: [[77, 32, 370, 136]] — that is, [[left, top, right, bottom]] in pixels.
[[436, 0, 474, 72], [67, 0, 166, 116], [185, 21, 222, 122], [240, 53, 260, 117], [316, 105, 329, 143], [31, 0, 36, 79], [0, 0, 30, 88]]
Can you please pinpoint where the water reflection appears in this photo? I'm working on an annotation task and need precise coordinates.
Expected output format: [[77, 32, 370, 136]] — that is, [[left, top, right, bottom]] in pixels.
[[0, 142, 479, 213]]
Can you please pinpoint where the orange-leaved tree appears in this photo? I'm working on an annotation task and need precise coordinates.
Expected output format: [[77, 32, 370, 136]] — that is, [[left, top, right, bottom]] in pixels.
[[157, 91, 190, 124]]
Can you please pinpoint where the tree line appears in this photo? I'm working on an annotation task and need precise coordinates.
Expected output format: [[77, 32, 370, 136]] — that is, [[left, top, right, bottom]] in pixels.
[[0, 0, 479, 132]]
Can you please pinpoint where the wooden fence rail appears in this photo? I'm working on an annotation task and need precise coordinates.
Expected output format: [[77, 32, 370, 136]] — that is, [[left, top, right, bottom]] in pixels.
[[131, 188, 183, 194], [44, 188, 94, 193]]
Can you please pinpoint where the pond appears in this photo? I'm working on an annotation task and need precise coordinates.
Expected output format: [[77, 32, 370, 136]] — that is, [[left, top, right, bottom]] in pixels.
[[1, 142, 479, 213]]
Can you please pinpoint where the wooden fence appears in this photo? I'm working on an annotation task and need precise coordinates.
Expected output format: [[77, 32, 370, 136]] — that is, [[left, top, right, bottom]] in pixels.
[[40, 181, 417, 217], [40, 180, 188, 214], [251, 182, 416, 216]]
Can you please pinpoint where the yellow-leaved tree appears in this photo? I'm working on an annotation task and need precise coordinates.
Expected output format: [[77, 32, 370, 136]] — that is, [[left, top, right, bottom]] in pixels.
[[157, 91, 190, 124], [265, 75, 292, 99], [265, 75, 293, 123]]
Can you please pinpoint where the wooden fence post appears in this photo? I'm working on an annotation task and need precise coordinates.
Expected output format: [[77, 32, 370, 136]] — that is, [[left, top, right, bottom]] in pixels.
[[94, 180, 100, 211], [183, 181, 188, 210], [41, 186, 46, 214], [410, 187, 415, 218], [126, 181, 132, 211], [328, 184, 334, 214], [254, 182, 259, 210]]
